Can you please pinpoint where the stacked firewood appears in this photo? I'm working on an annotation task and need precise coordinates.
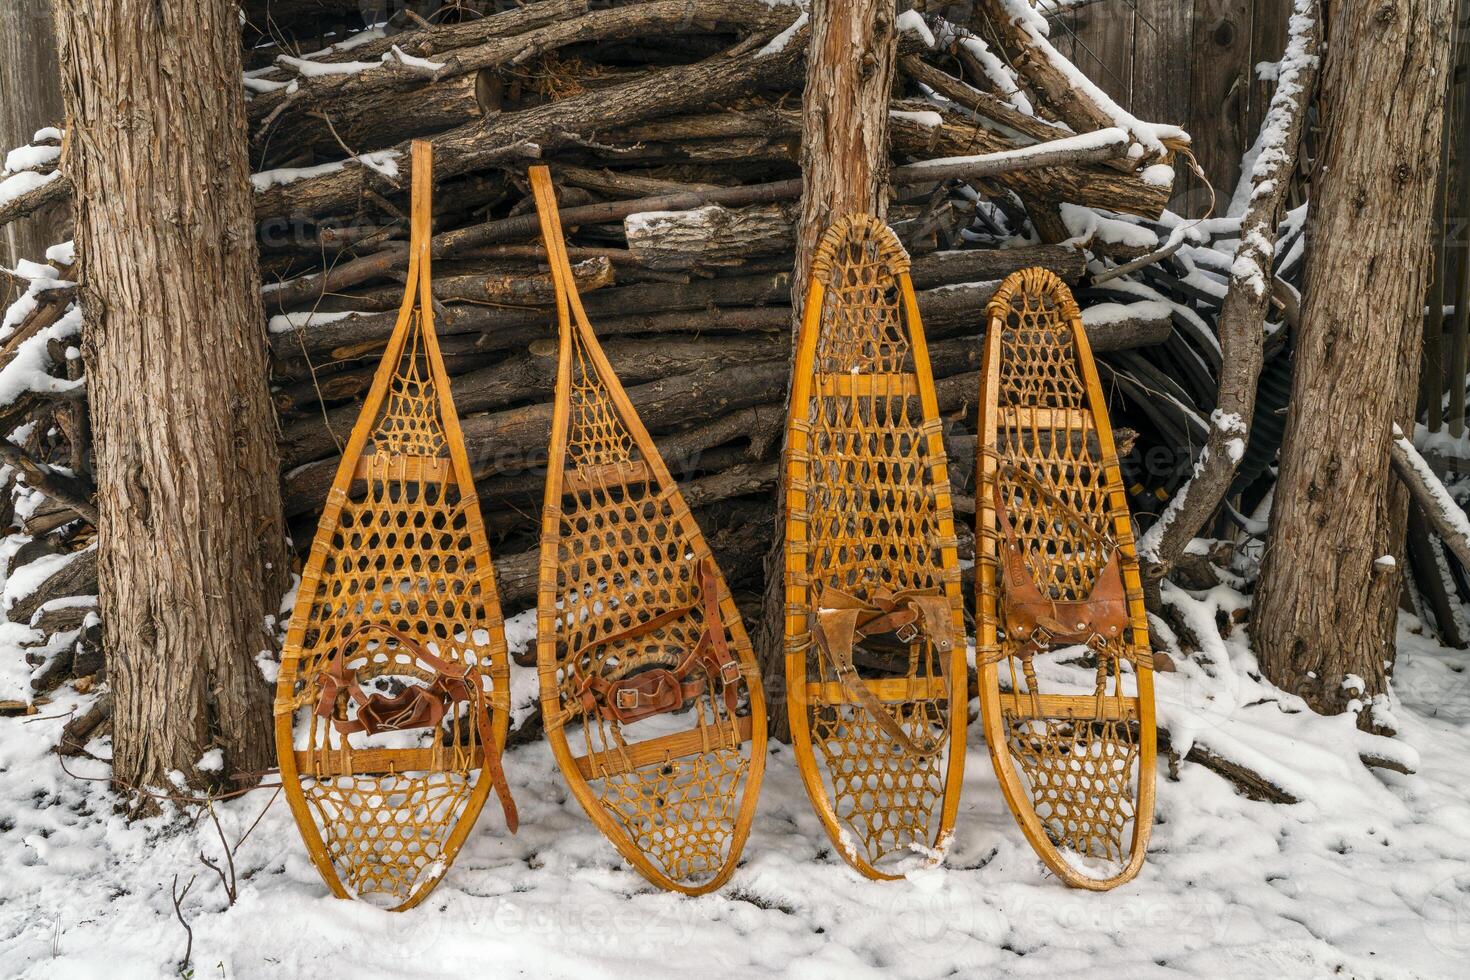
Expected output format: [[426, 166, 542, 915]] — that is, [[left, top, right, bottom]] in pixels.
[[0, 237, 96, 713], [243, 0, 1188, 602], [1, 0, 1201, 705]]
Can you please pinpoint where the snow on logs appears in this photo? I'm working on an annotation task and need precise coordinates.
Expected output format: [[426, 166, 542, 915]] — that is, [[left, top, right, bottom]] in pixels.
[[1, 4, 1193, 618]]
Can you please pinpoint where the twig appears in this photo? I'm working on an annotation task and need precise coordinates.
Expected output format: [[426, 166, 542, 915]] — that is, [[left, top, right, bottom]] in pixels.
[[1093, 149, 1216, 285], [198, 802, 238, 907], [171, 874, 197, 974]]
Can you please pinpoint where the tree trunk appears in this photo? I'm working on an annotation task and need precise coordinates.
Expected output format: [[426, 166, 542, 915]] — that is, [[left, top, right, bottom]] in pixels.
[[756, 0, 899, 740], [54, 0, 289, 796], [1253, 0, 1454, 726], [0, 0, 65, 267]]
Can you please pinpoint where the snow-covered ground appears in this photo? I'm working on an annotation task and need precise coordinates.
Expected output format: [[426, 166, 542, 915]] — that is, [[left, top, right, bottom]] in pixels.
[[3, 592, 1470, 979]]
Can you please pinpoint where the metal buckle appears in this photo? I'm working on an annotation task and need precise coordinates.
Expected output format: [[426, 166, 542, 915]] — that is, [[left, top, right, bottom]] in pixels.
[[718, 660, 742, 684], [615, 688, 640, 709], [894, 622, 921, 644]]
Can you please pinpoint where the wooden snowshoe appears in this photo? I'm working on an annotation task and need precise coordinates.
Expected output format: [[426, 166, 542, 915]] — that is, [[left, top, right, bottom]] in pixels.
[[274, 142, 517, 911], [529, 166, 767, 895], [977, 267, 1156, 890], [784, 215, 968, 879]]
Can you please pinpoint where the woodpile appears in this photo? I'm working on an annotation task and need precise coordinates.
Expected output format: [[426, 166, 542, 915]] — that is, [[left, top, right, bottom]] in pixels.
[[244, 0, 1186, 603], [0, 1, 1194, 704]]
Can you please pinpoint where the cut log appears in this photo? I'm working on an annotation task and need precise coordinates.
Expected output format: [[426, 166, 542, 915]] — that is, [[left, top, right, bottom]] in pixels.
[[58, 692, 111, 755], [269, 271, 792, 356], [973, 0, 1142, 149], [0, 441, 97, 523], [246, 0, 583, 70], [251, 25, 809, 221], [898, 53, 1066, 145], [888, 110, 1171, 217], [345, 256, 615, 310], [5, 546, 97, 628], [251, 0, 799, 145], [0, 173, 72, 232], [625, 201, 798, 270], [279, 334, 786, 467]]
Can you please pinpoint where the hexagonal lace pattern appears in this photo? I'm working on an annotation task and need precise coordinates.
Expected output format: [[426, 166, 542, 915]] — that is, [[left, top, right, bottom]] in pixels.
[[1006, 717, 1140, 862], [989, 267, 1144, 864], [550, 331, 751, 888], [373, 311, 448, 457], [794, 216, 960, 870]]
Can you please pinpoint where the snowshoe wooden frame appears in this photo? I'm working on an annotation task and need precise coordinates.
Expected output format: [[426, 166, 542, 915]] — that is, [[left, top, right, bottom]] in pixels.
[[977, 267, 1156, 891], [274, 142, 516, 912], [784, 215, 967, 879], [530, 166, 767, 895]]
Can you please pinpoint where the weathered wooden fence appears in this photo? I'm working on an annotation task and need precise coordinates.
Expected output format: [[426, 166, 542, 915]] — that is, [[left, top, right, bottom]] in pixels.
[[1049, 0, 1294, 204], [1419, 0, 1470, 449]]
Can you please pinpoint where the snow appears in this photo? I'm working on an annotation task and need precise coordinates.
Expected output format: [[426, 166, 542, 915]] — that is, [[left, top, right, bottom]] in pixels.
[[4, 143, 60, 174], [0, 544, 92, 615], [956, 35, 1034, 116], [904, 128, 1128, 175], [267, 310, 369, 335], [389, 46, 446, 74], [929, 278, 1001, 297], [1058, 203, 1159, 250], [756, 11, 808, 58], [252, 151, 400, 192], [302, 27, 389, 58], [0, 268, 83, 407], [44, 241, 74, 266], [0, 303, 84, 409], [1140, 163, 1175, 187], [242, 75, 292, 94], [1212, 410, 1249, 463], [895, 9, 935, 48], [992, 0, 1187, 157], [2, 579, 1469, 974], [1396, 424, 1470, 547], [889, 109, 943, 129], [1080, 298, 1171, 327], [0, 169, 61, 207], [276, 54, 378, 78]]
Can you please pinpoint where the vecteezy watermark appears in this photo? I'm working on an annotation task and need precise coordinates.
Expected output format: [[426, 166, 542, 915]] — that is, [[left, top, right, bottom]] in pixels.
[[402, 888, 704, 948]]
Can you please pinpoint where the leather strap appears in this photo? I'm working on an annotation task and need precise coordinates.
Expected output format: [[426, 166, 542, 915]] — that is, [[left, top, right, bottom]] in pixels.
[[572, 557, 742, 725], [314, 623, 518, 832], [989, 460, 1129, 666], [811, 587, 955, 758]]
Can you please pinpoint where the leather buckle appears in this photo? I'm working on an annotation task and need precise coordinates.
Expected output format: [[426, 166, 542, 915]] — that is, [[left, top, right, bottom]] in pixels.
[[718, 660, 742, 684], [894, 622, 921, 644], [604, 669, 683, 723]]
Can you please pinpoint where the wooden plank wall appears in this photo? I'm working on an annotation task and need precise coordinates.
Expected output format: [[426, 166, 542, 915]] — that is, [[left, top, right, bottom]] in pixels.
[[0, 0, 64, 269], [1053, 0, 1293, 214]]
